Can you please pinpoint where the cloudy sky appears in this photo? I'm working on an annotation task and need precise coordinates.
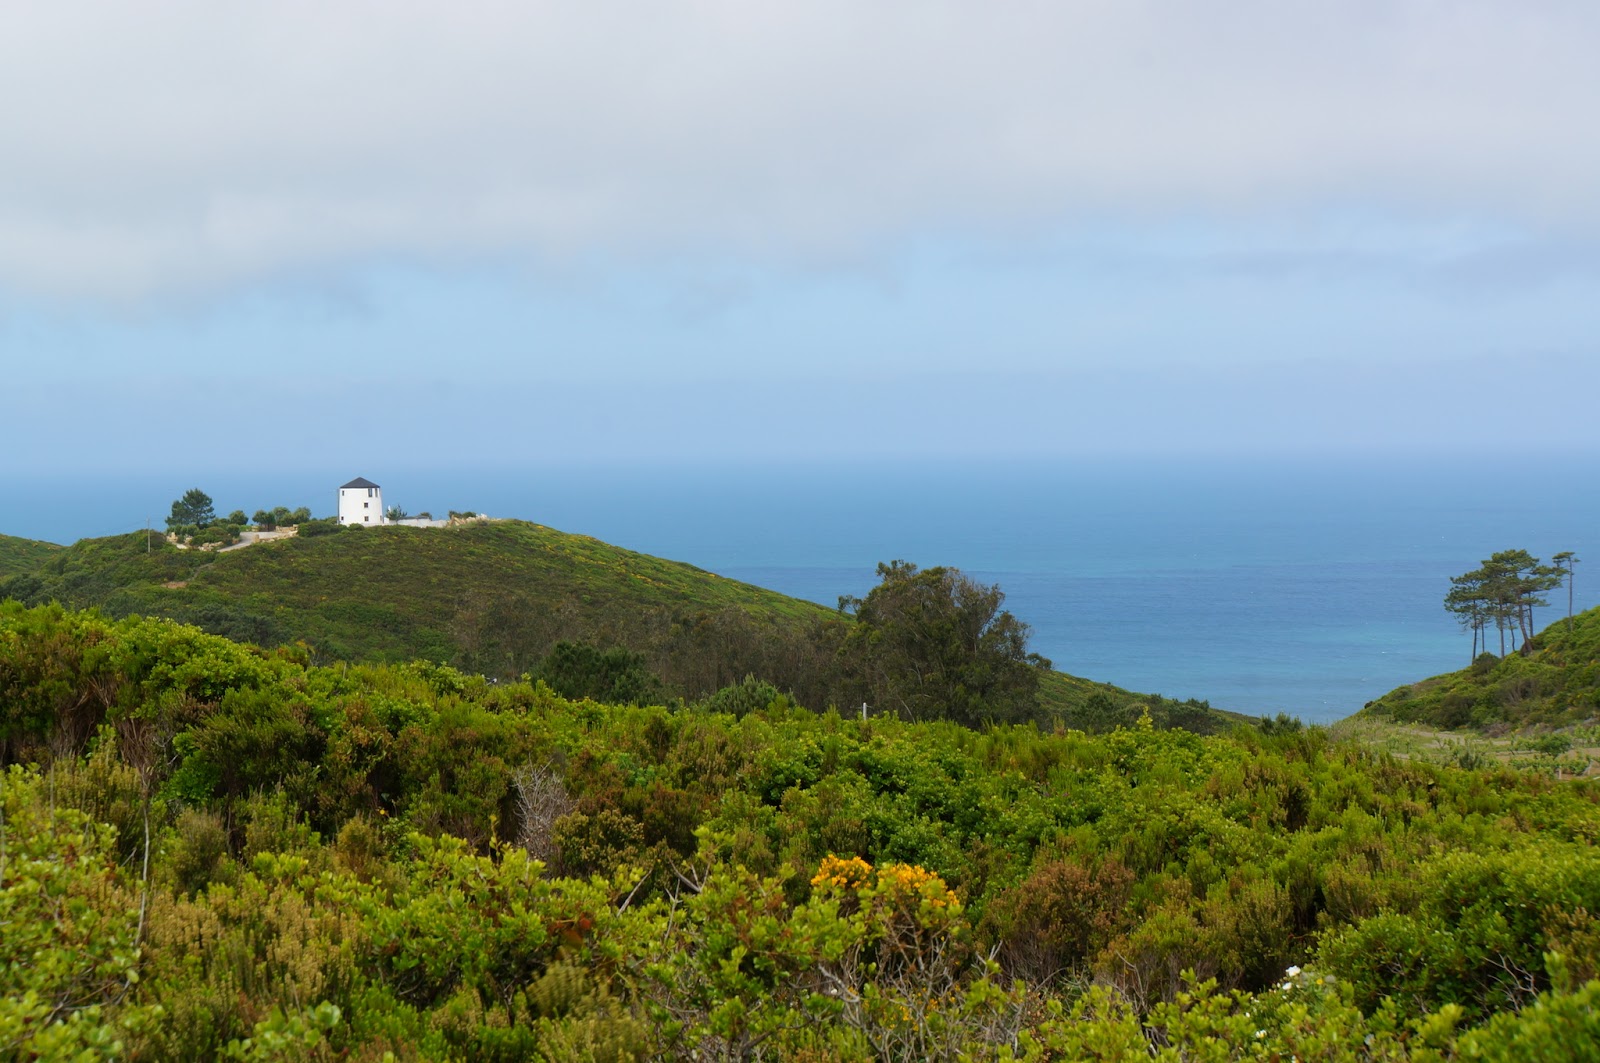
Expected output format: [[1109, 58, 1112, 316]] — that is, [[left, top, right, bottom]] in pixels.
[[4, 1, 1599, 473]]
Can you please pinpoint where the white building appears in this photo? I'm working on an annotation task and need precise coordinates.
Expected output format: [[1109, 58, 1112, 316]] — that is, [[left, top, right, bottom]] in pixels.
[[338, 477, 384, 525]]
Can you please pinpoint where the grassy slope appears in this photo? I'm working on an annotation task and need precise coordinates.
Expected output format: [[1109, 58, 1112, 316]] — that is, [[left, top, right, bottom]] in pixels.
[[190, 520, 836, 660], [1, 521, 833, 661], [1359, 605, 1600, 731], [1, 520, 1246, 727], [1330, 713, 1600, 777], [0, 533, 62, 578], [1033, 668, 1254, 730]]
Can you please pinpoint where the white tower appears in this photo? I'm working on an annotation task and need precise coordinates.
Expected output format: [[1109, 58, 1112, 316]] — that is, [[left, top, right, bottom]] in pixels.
[[338, 477, 384, 525]]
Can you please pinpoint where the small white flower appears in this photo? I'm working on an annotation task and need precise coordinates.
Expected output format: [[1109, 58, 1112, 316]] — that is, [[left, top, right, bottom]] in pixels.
[[1255, 1030, 1267, 1039], [1285, 965, 1302, 977]]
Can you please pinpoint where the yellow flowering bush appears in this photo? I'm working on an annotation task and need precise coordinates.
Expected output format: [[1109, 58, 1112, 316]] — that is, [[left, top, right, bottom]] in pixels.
[[811, 854, 874, 893]]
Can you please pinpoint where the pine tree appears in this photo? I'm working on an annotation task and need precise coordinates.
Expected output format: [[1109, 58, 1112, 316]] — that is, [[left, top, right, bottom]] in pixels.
[[1552, 551, 1580, 631], [165, 488, 215, 531]]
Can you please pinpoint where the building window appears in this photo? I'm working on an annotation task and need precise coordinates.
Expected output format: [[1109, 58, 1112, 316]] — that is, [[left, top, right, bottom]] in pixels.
[[363, 502, 369, 508], [364, 516, 369, 522]]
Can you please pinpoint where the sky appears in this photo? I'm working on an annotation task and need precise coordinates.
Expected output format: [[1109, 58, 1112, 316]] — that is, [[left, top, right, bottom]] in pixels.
[[4, 2, 1600, 477]]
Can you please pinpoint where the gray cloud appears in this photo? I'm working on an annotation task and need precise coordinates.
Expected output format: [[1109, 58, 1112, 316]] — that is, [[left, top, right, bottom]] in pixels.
[[3, 2, 1600, 299]]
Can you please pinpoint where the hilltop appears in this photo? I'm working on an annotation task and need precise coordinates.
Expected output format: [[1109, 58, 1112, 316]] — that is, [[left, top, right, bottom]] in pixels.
[[1360, 605, 1600, 731], [0, 519, 1236, 730], [0, 532, 61, 578]]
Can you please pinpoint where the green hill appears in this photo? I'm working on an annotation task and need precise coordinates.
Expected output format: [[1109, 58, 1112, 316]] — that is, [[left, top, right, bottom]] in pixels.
[[1361, 606, 1600, 731], [0, 520, 1244, 731], [1, 521, 835, 690], [0, 533, 60, 578]]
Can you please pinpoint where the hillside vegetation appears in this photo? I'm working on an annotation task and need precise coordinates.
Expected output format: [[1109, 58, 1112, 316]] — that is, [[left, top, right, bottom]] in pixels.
[[3, 603, 1599, 1059], [0, 521, 841, 694], [0, 531, 60, 577], [0, 521, 1242, 732], [1362, 606, 1600, 732]]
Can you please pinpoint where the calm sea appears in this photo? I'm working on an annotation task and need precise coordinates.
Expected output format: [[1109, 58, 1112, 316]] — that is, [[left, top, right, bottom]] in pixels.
[[4, 456, 1596, 724]]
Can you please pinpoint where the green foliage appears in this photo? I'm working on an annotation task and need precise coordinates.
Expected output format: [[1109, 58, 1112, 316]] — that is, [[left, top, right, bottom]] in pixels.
[[1074, 690, 1139, 733], [532, 641, 665, 705], [696, 675, 784, 718], [0, 765, 164, 1057], [1365, 604, 1600, 730], [1, 521, 1245, 731], [1258, 711, 1305, 735], [1452, 978, 1600, 1061], [1445, 548, 1566, 659], [1530, 732, 1574, 758], [251, 506, 313, 531], [0, 531, 196, 615], [2, 521, 840, 695], [190, 522, 243, 548], [837, 560, 1051, 726], [296, 517, 344, 537], [0, 532, 61, 578], [1319, 842, 1600, 1019], [7, 605, 1600, 1056], [166, 487, 216, 531]]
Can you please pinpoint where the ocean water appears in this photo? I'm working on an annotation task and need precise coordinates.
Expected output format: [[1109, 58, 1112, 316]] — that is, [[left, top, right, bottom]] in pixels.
[[4, 456, 1596, 723]]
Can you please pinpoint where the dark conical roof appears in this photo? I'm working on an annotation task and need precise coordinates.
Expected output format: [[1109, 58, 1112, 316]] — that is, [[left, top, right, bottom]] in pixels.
[[341, 476, 380, 489]]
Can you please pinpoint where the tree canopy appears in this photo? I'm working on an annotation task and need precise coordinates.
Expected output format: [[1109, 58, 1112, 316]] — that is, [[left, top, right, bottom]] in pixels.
[[1444, 549, 1565, 659], [165, 487, 215, 531], [530, 640, 665, 705], [251, 505, 312, 530], [837, 560, 1050, 727]]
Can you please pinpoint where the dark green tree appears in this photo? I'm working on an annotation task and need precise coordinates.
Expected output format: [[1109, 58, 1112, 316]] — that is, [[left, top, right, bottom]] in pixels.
[[1446, 550, 1564, 658], [256, 506, 312, 528], [836, 560, 1050, 727], [1444, 571, 1492, 663], [1553, 551, 1580, 631], [1074, 691, 1136, 733], [165, 489, 215, 531], [532, 642, 665, 705], [1491, 549, 1564, 650]]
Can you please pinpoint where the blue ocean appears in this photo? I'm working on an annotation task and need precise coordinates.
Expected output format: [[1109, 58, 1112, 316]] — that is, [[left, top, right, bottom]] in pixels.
[[4, 456, 1595, 724]]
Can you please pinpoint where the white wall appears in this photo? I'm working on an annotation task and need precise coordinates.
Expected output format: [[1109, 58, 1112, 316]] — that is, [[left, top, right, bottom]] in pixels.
[[337, 485, 385, 525]]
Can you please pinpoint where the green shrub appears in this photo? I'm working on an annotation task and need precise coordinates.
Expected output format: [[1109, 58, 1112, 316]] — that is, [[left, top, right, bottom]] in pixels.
[[553, 809, 646, 877], [297, 519, 344, 538], [1319, 841, 1600, 1017], [531, 642, 664, 705], [0, 766, 162, 1056], [697, 675, 782, 718], [159, 808, 235, 897], [1531, 733, 1573, 758]]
